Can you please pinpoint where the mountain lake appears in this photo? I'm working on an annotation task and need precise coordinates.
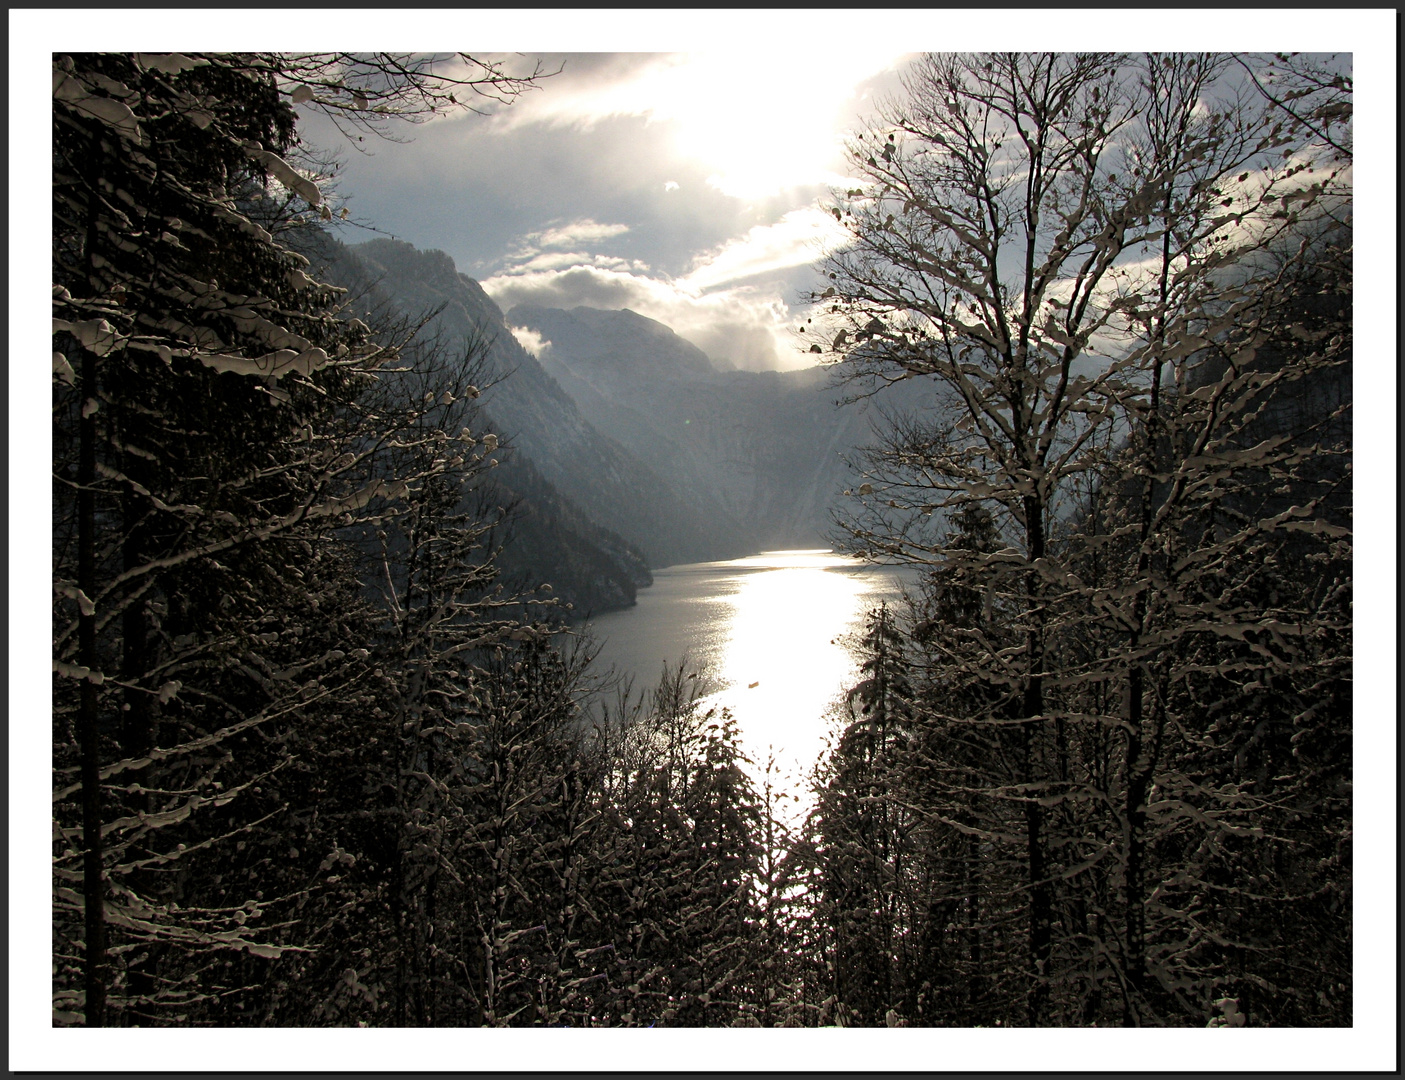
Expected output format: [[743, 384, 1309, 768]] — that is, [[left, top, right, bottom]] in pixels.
[[581, 549, 921, 814]]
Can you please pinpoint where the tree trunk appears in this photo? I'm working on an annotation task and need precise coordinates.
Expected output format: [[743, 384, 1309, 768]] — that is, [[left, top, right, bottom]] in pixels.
[[965, 828, 984, 1021], [1022, 494, 1052, 1026], [1123, 683, 1150, 1027], [1022, 718, 1051, 1026], [1121, 344, 1166, 1026], [118, 483, 156, 1025], [78, 346, 107, 1027]]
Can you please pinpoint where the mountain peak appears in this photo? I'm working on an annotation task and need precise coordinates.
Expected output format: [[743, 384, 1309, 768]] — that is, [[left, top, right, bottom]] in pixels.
[[506, 304, 718, 380]]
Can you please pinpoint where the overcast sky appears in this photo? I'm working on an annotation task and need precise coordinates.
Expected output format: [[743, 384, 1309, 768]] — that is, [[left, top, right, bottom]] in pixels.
[[302, 51, 913, 371]]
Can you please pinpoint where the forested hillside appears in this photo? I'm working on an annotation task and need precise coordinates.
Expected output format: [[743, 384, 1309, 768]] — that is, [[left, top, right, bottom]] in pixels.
[[51, 50, 1352, 1031]]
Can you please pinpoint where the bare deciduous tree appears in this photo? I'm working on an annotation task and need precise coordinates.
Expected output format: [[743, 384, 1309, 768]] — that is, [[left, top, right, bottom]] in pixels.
[[815, 51, 1351, 1025]]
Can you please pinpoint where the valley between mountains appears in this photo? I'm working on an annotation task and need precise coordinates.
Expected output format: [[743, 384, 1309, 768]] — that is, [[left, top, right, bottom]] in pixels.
[[319, 235, 921, 615]]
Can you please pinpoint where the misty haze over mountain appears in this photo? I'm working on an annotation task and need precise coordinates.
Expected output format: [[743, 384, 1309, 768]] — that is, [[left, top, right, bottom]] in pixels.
[[313, 235, 923, 614]]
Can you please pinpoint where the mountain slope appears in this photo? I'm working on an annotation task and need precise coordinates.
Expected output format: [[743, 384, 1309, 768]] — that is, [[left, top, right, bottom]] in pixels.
[[336, 240, 748, 569], [507, 304, 906, 551], [287, 235, 657, 616]]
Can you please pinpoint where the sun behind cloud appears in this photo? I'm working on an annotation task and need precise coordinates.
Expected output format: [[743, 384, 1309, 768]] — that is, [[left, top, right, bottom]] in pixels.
[[496, 49, 912, 200]]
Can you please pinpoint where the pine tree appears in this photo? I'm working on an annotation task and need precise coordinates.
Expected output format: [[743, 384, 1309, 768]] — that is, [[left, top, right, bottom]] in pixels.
[[574, 667, 765, 1027], [52, 50, 548, 1027], [53, 51, 370, 1026]]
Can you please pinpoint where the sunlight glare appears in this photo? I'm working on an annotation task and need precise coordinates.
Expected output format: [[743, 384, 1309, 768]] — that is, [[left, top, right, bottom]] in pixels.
[[510, 50, 910, 200], [664, 50, 905, 199], [701, 550, 901, 817]]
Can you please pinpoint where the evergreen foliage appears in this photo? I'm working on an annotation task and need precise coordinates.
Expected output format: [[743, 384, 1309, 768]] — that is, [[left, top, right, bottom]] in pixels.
[[50, 50, 1351, 1031]]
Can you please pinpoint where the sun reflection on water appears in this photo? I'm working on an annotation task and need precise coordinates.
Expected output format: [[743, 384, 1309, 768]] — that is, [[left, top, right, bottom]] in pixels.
[[588, 549, 916, 822], [709, 559, 870, 790]]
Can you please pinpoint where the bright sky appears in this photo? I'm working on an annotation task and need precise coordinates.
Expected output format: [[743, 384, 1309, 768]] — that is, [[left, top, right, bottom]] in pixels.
[[299, 48, 909, 370]]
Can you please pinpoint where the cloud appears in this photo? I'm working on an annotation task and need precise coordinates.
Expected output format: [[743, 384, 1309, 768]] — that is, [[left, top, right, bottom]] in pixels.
[[492, 50, 914, 199], [303, 52, 903, 301], [509, 325, 552, 358], [296, 51, 906, 372], [499, 218, 643, 278], [485, 265, 669, 312], [481, 195, 858, 371], [312, 108, 737, 278], [681, 206, 850, 293], [481, 264, 819, 372], [524, 218, 630, 251], [510, 250, 645, 274]]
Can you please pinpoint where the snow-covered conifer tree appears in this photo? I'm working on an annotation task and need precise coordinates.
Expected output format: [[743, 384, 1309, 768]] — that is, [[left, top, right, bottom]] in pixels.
[[52, 51, 548, 1027]]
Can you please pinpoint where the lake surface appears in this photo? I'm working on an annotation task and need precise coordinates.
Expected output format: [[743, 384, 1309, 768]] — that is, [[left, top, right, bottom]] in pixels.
[[583, 549, 920, 813]]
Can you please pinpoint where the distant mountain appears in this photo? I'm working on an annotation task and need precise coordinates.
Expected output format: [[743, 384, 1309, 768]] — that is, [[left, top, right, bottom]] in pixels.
[[506, 304, 908, 552], [301, 235, 930, 609], [509, 305, 719, 383], [314, 238, 749, 584]]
